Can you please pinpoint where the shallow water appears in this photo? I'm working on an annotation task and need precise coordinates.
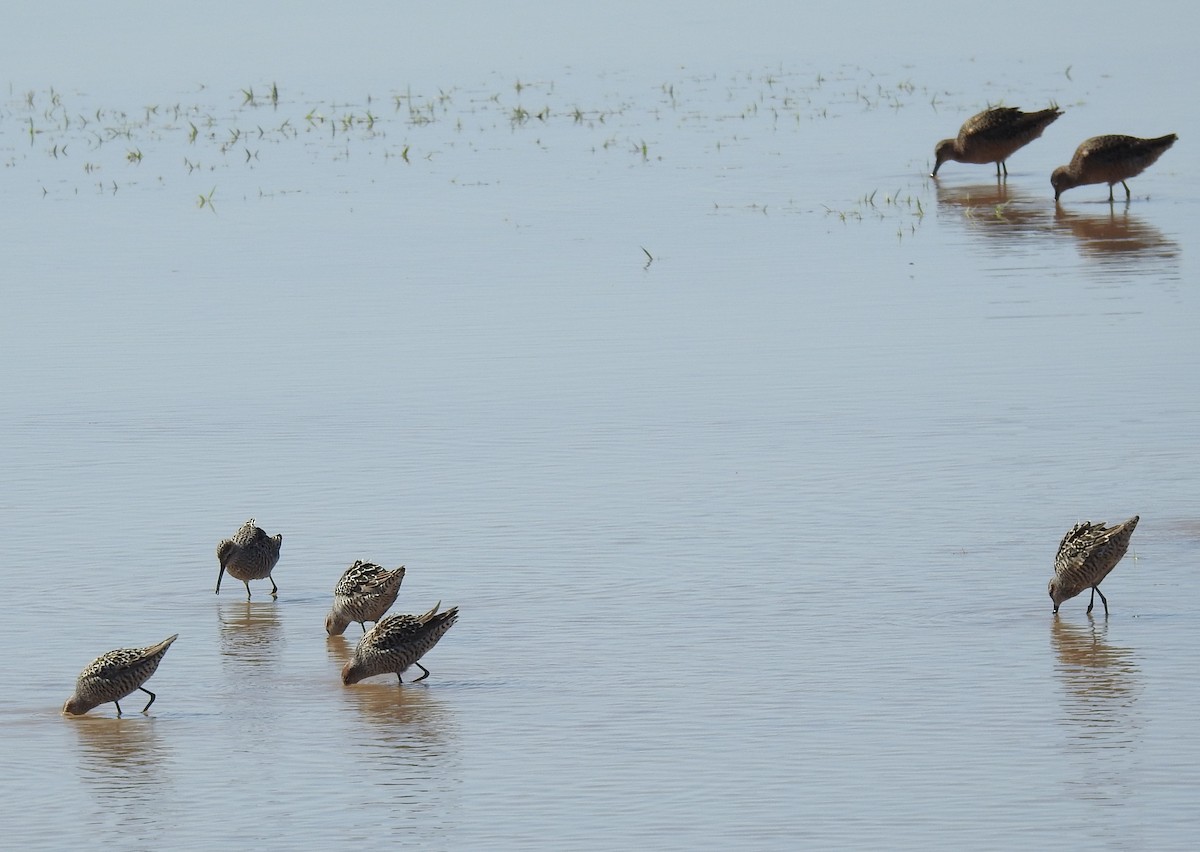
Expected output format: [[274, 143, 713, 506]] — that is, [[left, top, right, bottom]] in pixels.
[[2, 3, 1200, 850]]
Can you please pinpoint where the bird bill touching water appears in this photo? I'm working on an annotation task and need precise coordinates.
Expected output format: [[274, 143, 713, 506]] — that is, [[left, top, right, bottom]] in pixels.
[[1049, 516, 1139, 615], [216, 518, 282, 599], [63, 634, 178, 716]]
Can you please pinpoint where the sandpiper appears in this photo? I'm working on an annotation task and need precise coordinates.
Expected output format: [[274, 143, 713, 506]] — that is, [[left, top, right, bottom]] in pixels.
[[326, 560, 406, 636], [932, 106, 1062, 178], [341, 602, 458, 685], [216, 518, 282, 599], [1049, 516, 1139, 615], [63, 634, 178, 716], [1051, 134, 1177, 201]]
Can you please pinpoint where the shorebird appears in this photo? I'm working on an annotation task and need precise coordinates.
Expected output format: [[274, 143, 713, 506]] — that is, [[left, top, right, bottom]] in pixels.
[[932, 106, 1062, 178], [1051, 134, 1177, 201], [63, 634, 178, 716], [325, 560, 406, 636], [341, 602, 458, 685], [216, 519, 282, 599], [1049, 516, 1139, 615]]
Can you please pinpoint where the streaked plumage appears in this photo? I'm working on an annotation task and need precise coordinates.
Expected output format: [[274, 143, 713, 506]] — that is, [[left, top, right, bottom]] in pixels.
[[216, 518, 282, 599], [63, 634, 178, 716], [1049, 516, 1139, 615], [341, 602, 459, 685], [932, 106, 1062, 178], [325, 560, 406, 635], [1052, 134, 1177, 201]]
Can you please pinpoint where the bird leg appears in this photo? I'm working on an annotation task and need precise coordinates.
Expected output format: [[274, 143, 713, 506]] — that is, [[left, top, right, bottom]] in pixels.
[[139, 687, 157, 713], [412, 662, 431, 683], [1086, 586, 1109, 616], [114, 699, 123, 717], [1121, 180, 1132, 200], [269, 577, 278, 596], [243, 581, 252, 600]]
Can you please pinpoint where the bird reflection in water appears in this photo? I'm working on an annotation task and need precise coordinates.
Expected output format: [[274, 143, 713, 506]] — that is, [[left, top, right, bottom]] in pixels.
[[1051, 615, 1141, 795], [71, 716, 178, 836], [217, 600, 282, 666], [933, 182, 1056, 236], [1052, 204, 1178, 267], [342, 678, 462, 823]]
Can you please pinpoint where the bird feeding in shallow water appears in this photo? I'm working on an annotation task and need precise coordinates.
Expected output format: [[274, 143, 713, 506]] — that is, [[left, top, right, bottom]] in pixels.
[[1049, 516, 1139, 615], [216, 518, 282, 599], [341, 602, 458, 685], [63, 634, 178, 716], [326, 560, 406, 636], [1051, 134, 1177, 201], [931, 106, 1062, 178]]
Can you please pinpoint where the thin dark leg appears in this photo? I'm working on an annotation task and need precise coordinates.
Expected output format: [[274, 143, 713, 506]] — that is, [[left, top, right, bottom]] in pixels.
[[1094, 586, 1109, 616], [396, 673, 405, 685], [412, 662, 431, 683], [243, 581, 252, 600], [114, 699, 123, 717], [269, 576, 278, 596], [1087, 586, 1096, 614], [1001, 161, 1008, 177], [1121, 180, 1131, 200], [1108, 185, 1115, 203], [139, 687, 157, 713]]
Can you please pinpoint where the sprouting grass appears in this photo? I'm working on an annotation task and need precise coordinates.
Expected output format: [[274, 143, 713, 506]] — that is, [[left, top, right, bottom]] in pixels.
[[197, 186, 216, 211]]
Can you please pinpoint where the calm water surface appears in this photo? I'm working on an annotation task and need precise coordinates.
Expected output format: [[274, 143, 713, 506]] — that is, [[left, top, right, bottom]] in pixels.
[[2, 3, 1199, 850]]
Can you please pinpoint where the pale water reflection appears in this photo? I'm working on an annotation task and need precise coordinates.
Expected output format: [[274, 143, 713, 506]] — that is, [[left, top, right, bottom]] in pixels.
[[1052, 204, 1179, 268], [934, 181, 1056, 235], [216, 600, 282, 665], [69, 716, 180, 845], [1051, 616, 1140, 742], [1051, 615, 1143, 845]]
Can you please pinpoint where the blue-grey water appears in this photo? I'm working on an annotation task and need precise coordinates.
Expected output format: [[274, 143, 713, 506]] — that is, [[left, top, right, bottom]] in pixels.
[[2, 3, 1199, 850]]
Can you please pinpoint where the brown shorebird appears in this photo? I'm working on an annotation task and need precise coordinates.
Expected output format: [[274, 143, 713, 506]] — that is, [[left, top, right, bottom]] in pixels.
[[932, 106, 1063, 178], [341, 602, 458, 685], [325, 560, 406, 636], [1049, 516, 1139, 615], [63, 634, 178, 716], [1051, 134, 1177, 201], [216, 518, 282, 599]]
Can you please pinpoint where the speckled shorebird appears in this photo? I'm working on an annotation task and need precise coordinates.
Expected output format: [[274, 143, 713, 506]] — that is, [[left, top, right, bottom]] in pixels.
[[932, 106, 1063, 178], [325, 560, 407, 636], [216, 518, 282, 599], [341, 602, 459, 685], [1049, 515, 1140, 615], [63, 634, 178, 716], [1051, 134, 1177, 201]]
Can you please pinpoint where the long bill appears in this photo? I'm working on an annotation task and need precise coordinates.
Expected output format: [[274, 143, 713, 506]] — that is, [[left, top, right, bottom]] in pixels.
[[215, 563, 227, 594]]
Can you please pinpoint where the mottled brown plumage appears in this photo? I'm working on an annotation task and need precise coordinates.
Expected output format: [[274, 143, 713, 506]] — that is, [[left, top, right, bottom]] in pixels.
[[1052, 134, 1177, 201], [1049, 516, 1139, 615], [216, 518, 282, 599], [341, 602, 458, 685], [325, 560, 406, 635], [63, 634, 178, 716], [932, 106, 1063, 178]]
